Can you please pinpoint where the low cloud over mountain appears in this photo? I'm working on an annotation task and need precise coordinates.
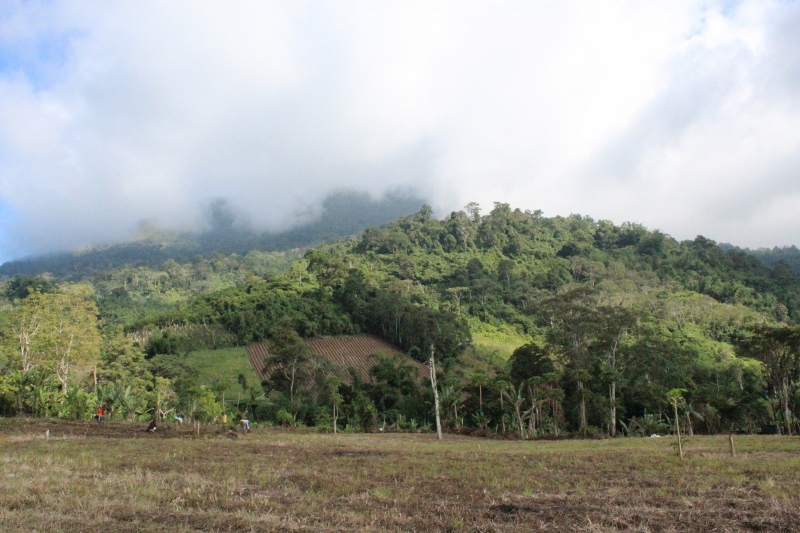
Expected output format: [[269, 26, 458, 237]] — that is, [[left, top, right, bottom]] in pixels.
[[1, 1, 799, 262]]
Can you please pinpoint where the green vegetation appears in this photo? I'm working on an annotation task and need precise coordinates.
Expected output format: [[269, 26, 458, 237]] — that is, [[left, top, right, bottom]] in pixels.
[[471, 321, 533, 360], [1, 201, 800, 439], [723, 243, 800, 274], [183, 347, 260, 403], [0, 421, 799, 531]]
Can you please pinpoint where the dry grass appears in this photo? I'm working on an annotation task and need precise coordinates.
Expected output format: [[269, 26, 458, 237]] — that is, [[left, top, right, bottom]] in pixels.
[[1, 419, 799, 532]]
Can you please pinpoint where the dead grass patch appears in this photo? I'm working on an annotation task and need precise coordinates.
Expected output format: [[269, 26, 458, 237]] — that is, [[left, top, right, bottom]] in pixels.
[[0, 419, 799, 531]]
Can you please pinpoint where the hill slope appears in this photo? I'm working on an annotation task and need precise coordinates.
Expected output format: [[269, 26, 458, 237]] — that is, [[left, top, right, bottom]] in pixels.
[[3, 202, 799, 436], [722, 243, 800, 275], [0, 190, 424, 278]]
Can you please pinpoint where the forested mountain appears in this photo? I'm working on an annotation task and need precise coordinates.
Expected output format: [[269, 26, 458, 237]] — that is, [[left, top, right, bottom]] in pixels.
[[0, 190, 423, 278], [2, 202, 799, 438], [721, 244, 800, 275]]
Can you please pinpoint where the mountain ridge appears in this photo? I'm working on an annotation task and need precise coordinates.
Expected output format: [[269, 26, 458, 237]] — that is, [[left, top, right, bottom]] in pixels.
[[0, 190, 425, 279]]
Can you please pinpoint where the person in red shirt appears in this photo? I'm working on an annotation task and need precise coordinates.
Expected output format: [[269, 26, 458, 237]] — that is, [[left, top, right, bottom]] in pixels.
[[96, 405, 104, 423]]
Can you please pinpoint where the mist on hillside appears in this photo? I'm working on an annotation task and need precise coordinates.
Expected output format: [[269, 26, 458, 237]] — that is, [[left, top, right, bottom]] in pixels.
[[2, 3, 800, 260], [0, 189, 425, 277]]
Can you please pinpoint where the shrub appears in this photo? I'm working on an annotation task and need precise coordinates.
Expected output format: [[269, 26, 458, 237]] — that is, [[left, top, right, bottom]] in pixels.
[[276, 409, 295, 427]]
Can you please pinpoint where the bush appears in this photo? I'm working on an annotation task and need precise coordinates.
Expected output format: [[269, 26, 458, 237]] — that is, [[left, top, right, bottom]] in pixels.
[[276, 409, 295, 427], [352, 392, 377, 433]]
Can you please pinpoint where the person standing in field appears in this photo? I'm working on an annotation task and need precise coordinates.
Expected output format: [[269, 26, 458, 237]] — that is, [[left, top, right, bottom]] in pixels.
[[96, 405, 104, 423]]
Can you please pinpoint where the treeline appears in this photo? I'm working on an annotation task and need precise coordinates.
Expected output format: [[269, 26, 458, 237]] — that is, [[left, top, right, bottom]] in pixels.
[[93, 250, 302, 327], [722, 244, 800, 276], [0, 281, 225, 423], [115, 203, 800, 435]]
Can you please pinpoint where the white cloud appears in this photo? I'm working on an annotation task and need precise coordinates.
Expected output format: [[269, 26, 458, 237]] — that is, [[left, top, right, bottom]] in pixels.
[[0, 0, 798, 259]]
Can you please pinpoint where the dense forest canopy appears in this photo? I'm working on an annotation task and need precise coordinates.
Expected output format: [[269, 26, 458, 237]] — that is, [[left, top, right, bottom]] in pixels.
[[721, 243, 800, 275], [1, 202, 799, 438]]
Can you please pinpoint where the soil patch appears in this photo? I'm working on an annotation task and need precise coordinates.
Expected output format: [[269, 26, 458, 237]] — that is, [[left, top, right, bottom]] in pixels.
[[331, 450, 389, 457]]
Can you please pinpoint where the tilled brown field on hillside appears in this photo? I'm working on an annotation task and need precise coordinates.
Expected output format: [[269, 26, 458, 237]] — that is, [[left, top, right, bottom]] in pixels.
[[1, 419, 799, 532]]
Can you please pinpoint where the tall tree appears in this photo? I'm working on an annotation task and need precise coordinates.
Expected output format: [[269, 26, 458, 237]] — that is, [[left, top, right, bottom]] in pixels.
[[44, 287, 102, 394], [498, 380, 528, 438], [2, 286, 101, 394], [325, 375, 343, 433], [540, 287, 600, 435], [3, 291, 49, 375], [429, 344, 443, 440], [98, 329, 152, 401], [740, 326, 800, 435], [595, 307, 635, 437], [265, 326, 311, 403], [4, 276, 58, 301]]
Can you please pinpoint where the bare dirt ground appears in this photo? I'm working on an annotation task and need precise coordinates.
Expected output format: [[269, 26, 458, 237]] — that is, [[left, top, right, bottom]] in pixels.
[[1, 418, 799, 532]]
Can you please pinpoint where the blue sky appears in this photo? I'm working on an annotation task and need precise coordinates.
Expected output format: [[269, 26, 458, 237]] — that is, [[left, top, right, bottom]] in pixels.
[[0, 34, 70, 87], [0, 1, 799, 264]]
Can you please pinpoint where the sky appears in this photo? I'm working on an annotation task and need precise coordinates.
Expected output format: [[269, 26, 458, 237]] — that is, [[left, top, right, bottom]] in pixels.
[[1, 0, 799, 263]]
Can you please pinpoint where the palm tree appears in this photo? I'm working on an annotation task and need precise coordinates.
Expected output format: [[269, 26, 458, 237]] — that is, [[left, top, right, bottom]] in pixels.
[[440, 385, 464, 429]]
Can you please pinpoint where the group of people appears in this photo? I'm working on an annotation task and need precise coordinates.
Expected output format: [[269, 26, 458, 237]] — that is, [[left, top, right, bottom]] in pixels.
[[93, 405, 252, 434]]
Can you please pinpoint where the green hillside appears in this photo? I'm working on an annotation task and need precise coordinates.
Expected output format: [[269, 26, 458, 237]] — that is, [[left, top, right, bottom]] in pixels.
[[2, 202, 799, 437], [722, 243, 800, 275]]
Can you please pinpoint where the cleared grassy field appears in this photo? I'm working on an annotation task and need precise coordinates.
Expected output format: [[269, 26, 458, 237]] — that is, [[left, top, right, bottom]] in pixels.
[[185, 347, 261, 400], [1, 419, 799, 532], [470, 334, 526, 360]]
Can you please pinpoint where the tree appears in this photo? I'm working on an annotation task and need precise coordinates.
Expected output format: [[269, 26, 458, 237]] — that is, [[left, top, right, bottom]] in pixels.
[[5, 276, 57, 301], [447, 211, 474, 249], [509, 343, 556, 383], [152, 377, 178, 422], [499, 381, 527, 438], [237, 373, 249, 408], [463, 201, 481, 223], [187, 385, 222, 423], [98, 330, 152, 394], [509, 344, 564, 436], [265, 326, 311, 403], [325, 375, 343, 433], [539, 287, 637, 436], [3, 291, 49, 375], [595, 307, 635, 437], [368, 355, 421, 420], [469, 370, 492, 412], [740, 326, 800, 435], [540, 287, 600, 435], [2, 286, 101, 395], [667, 388, 687, 459], [44, 287, 102, 394], [440, 385, 464, 429], [429, 344, 443, 440], [351, 392, 377, 433]]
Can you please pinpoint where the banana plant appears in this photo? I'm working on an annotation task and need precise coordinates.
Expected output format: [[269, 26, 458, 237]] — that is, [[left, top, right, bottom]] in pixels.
[[499, 381, 527, 438]]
